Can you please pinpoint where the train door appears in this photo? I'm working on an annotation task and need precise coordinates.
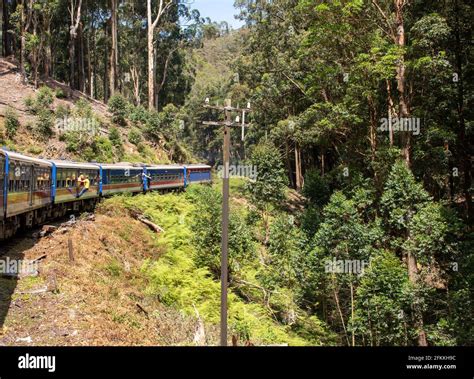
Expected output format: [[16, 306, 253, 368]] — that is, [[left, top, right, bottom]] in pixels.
[[0, 154, 5, 219], [29, 164, 35, 207]]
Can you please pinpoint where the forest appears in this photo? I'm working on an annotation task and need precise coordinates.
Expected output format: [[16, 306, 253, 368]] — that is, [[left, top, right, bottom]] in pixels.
[[0, 0, 472, 347]]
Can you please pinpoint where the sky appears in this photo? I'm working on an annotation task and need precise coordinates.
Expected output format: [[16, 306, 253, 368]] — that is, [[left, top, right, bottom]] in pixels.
[[186, 0, 245, 29]]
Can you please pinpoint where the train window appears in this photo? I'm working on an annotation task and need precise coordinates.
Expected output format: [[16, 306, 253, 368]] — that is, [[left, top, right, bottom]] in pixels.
[[8, 162, 31, 193]]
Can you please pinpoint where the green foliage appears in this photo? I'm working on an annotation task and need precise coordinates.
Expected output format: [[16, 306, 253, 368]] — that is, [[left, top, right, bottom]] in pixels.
[[72, 98, 93, 119], [55, 104, 71, 119], [246, 142, 287, 210], [54, 88, 67, 99], [188, 185, 256, 277], [381, 161, 431, 234], [108, 94, 129, 126], [35, 109, 54, 137], [4, 107, 20, 138], [302, 169, 331, 208], [36, 86, 55, 108], [128, 128, 143, 146], [109, 127, 124, 158], [259, 214, 306, 293], [103, 192, 314, 345], [24, 86, 55, 115], [351, 251, 415, 346], [128, 104, 149, 125]]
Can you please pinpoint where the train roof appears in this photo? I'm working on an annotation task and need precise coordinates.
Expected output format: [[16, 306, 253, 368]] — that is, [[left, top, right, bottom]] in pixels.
[[100, 163, 144, 170], [49, 160, 100, 170], [146, 165, 184, 170], [185, 164, 211, 169], [0, 149, 52, 166]]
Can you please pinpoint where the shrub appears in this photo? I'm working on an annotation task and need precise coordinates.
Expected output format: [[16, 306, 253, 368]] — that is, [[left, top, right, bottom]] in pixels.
[[72, 98, 93, 119], [302, 169, 331, 208], [63, 131, 82, 153], [4, 107, 20, 138], [109, 127, 121, 147], [108, 94, 128, 126], [35, 109, 54, 137], [27, 145, 43, 155], [109, 127, 124, 159], [55, 88, 67, 99], [36, 86, 55, 109], [128, 128, 143, 146], [128, 104, 149, 125], [93, 136, 114, 162], [24, 86, 55, 115], [24, 96, 35, 113], [55, 104, 70, 119]]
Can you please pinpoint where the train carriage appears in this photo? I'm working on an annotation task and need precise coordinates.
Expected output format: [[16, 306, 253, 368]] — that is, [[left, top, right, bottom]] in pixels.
[[185, 164, 212, 185], [146, 165, 185, 191], [4, 151, 53, 218], [50, 160, 101, 204], [0, 151, 5, 222], [101, 164, 144, 195], [1, 149, 53, 239]]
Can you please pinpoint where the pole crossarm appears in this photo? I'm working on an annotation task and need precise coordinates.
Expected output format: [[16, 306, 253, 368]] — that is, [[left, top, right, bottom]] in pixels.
[[204, 104, 253, 113], [203, 121, 251, 128]]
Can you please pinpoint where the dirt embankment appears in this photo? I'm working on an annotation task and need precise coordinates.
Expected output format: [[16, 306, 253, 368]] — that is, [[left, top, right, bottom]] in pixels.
[[0, 204, 217, 346]]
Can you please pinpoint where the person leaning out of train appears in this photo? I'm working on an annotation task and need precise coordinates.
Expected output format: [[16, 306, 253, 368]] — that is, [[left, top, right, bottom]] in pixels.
[[77, 174, 90, 198], [135, 172, 151, 189]]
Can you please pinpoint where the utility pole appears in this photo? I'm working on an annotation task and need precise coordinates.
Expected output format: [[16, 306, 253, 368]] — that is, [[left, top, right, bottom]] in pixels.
[[203, 98, 252, 347]]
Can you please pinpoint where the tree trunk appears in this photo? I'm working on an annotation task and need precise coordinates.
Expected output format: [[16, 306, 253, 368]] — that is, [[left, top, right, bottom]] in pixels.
[[109, 0, 117, 97], [285, 138, 294, 188], [20, 2, 27, 83], [130, 65, 140, 105], [453, 0, 472, 221], [2, 0, 11, 56], [148, 27, 154, 110], [69, 0, 82, 90], [103, 19, 108, 102], [147, 0, 172, 110], [394, 0, 411, 166], [406, 238, 428, 346], [386, 80, 395, 146], [295, 143, 303, 191], [79, 21, 85, 92], [44, 20, 52, 77]]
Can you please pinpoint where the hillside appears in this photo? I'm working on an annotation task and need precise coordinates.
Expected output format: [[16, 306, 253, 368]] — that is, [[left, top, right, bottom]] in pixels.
[[0, 185, 330, 346], [0, 57, 169, 164]]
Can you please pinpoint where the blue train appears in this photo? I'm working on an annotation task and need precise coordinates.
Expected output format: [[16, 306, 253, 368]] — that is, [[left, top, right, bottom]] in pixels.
[[0, 148, 211, 240]]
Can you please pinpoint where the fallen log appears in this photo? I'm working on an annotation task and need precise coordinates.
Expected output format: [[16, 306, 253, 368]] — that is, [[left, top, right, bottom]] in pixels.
[[136, 216, 164, 233], [129, 210, 164, 233]]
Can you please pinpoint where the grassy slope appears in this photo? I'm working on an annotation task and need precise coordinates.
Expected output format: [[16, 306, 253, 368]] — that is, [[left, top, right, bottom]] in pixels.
[[105, 188, 311, 345]]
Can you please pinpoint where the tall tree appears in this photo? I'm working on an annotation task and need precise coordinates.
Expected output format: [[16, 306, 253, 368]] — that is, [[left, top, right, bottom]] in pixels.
[[68, 0, 82, 89], [109, 0, 117, 96], [146, 0, 173, 109]]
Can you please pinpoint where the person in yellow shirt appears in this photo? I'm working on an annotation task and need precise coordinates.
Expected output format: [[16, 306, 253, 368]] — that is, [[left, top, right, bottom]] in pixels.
[[77, 174, 90, 198]]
